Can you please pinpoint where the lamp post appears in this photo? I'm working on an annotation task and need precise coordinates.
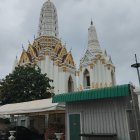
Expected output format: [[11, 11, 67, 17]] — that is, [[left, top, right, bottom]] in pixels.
[[131, 54, 140, 85]]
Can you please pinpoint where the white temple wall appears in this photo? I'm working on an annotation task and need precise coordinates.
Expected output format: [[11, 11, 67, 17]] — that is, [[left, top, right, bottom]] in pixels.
[[78, 72, 82, 89], [104, 66, 107, 84], [104, 66, 108, 84], [58, 70, 65, 93], [105, 67, 111, 85], [89, 67, 93, 88], [108, 69, 112, 85], [40, 60, 44, 74], [49, 59, 54, 80], [57, 68, 62, 93], [93, 64, 97, 83], [101, 63, 106, 84], [76, 75, 79, 91], [77, 60, 116, 90], [54, 64, 59, 93], [100, 63, 103, 83], [111, 67, 116, 85], [45, 56, 50, 76], [96, 62, 100, 83], [78, 71, 82, 89], [70, 72, 76, 91], [100, 63, 104, 83]]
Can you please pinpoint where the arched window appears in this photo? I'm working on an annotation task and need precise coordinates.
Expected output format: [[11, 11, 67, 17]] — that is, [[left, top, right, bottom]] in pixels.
[[68, 76, 74, 92], [83, 69, 90, 89]]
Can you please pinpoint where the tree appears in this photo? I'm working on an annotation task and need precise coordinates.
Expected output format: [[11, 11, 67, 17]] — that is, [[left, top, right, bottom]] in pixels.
[[0, 64, 54, 104]]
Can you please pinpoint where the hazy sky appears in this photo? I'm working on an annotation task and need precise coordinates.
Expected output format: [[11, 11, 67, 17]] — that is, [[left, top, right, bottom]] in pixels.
[[0, 0, 140, 86]]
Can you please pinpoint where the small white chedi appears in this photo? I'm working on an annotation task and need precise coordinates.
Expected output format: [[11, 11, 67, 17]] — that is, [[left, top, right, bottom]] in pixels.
[[77, 21, 116, 90]]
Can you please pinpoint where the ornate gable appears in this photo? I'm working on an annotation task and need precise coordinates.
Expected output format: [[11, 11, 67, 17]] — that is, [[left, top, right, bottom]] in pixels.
[[58, 47, 67, 58], [27, 45, 38, 58], [54, 43, 62, 54], [19, 51, 32, 64], [80, 49, 93, 65], [64, 52, 75, 66]]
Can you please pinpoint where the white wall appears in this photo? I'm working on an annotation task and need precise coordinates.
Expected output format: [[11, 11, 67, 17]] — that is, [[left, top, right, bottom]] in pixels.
[[39, 55, 77, 94]]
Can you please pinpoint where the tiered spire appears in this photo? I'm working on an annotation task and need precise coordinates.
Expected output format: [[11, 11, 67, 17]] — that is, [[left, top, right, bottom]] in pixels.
[[37, 0, 59, 38], [88, 20, 100, 48]]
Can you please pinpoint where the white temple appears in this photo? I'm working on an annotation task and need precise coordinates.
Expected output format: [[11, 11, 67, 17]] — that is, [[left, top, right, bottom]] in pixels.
[[16, 0, 116, 93]]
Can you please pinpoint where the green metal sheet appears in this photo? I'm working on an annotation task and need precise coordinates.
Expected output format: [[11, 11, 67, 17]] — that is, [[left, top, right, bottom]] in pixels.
[[52, 84, 130, 103]]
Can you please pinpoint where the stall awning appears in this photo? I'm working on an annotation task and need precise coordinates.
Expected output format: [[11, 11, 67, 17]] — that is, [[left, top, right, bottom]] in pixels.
[[53, 84, 130, 103], [0, 98, 65, 115]]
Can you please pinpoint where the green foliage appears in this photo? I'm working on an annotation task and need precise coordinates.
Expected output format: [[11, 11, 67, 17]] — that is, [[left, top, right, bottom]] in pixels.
[[0, 64, 54, 104]]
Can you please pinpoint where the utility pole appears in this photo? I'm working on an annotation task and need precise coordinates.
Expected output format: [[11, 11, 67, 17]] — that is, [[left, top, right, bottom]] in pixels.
[[131, 54, 140, 86]]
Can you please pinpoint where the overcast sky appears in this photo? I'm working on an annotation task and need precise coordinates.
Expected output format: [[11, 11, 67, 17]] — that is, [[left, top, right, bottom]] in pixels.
[[0, 0, 140, 86]]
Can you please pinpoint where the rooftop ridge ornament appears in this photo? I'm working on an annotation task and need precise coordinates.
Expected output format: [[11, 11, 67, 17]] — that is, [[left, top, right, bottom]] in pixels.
[[131, 54, 140, 85], [22, 44, 25, 51], [69, 47, 72, 53]]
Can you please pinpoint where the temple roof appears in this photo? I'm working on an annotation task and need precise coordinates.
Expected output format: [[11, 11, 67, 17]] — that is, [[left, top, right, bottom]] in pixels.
[[19, 36, 76, 69]]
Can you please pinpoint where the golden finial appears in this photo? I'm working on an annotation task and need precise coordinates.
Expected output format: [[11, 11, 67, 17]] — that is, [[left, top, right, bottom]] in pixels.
[[22, 44, 25, 51]]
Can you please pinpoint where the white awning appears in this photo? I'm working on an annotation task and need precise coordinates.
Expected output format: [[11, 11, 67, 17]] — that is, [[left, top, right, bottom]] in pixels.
[[0, 98, 65, 115]]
